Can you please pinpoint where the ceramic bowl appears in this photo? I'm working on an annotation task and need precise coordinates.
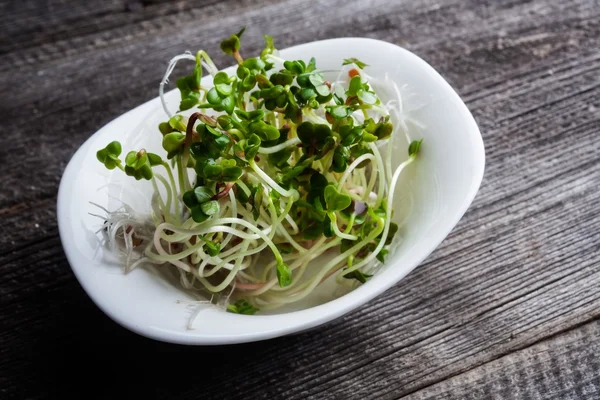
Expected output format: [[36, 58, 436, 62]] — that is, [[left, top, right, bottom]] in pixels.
[[57, 37, 485, 345]]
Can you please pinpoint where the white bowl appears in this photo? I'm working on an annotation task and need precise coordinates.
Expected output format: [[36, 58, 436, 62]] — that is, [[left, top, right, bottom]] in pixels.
[[57, 37, 485, 345]]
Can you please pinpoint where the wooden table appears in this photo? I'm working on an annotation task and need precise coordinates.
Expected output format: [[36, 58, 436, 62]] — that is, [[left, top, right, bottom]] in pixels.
[[2, 0, 599, 398]]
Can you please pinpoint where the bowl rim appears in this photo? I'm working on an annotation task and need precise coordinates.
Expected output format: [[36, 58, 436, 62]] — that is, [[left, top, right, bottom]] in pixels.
[[57, 37, 485, 345]]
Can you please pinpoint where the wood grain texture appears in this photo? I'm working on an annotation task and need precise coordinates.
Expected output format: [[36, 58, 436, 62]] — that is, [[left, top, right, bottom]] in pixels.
[[408, 319, 600, 400], [1, 0, 600, 399]]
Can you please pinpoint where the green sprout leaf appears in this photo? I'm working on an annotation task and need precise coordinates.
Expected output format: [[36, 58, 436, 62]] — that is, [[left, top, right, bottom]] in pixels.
[[243, 57, 266, 71], [122, 150, 154, 180], [296, 122, 332, 150], [220, 34, 241, 55], [332, 145, 350, 173], [200, 200, 220, 216], [270, 71, 294, 86], [168, 115, 187, 132], [125, 150, 149, 170], [227, 299, 259, 315], [357, 89, 377, 105], [203, 240, 221, 257], [276, 262, 293, 287], [260, 35, 276, 61], [347, 76, 362, 97], [96, 141, 122, 170], [183, 186, 219, 223], [343, 58, 368, 69], [324, 185, 352, 211], [193, 186, 214, 203], [325, 105, 351, 119], [248, 120, 280, 141], [308, 72, 324, 87], [375, 122, 394, 140], [158, 122, 173, 135], [162, 132, 185, 156], [214, 72, 233, 96], [408, 139, 423, 157], [343, 269, 372, 283], [284, 60, 305, 75]]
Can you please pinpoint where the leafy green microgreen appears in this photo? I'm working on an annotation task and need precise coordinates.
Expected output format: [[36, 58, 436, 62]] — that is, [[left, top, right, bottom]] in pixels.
[[276, 262, 292, 287], [175, 53, 203, 111], [250, 184, 263, 220], [357, 89, 377, 105], [168, 115, 187, 132], [347, 76, 363, 97], [375, 122, 393, 140], [325, 105, 352, 119], [235, 109, 265, 122], [200, 200, 220, 216], [384, 222, 399, 245], [343, 58, 368, 69], [96, 141, 122, 170], [227, 299, 259, 315], [408, 139, 423, 158], [248, 120, 280, 141], [284, 60, 305, 75], [124, 165, 152, 180], [278, 156, 314, 184], [147, 153, 163, 166], [205, 241, 221, 257], [214, 72, 233, 96], [196, 158, 242, 182], [162, 132, 185, 159], [376, 249, 389, 263], [122, 149, 154, 180], [220, 27, 246, 62], [324, 185, 352, 211], [125, 149, 149, 170], [242, 57, 266, 72], [332, 145, 350, 173], [343, 269, 372, 283], [296, 122, 333, 155], [305, 172, 328, 208], [234, 133, 261, 162], [194, 186, 214, 203], [158, 122, 173, 135], [260, 35, 275, 62], [269, 71, 294, 86], [183, 186, 219, 223], [339, 125, 363, 147]]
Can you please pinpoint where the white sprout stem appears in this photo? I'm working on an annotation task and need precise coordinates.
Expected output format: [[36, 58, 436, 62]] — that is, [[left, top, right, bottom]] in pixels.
[[153, 173, 173, 221], [218, 189, 238, 249], [161, 162, 180, 221], [150, 177, 166, 219], [337, 153, 375, 191], [200, 241, 251, 292], [390, 78, 411, 144], [369, 142, 386, 207], [342, 156, 416, 277], [329, 212, 358, 241], [159, 51, 219, 118], [249, 160, 299, 199], [159, 53, 195, 118], [258, 138, 301, 154]]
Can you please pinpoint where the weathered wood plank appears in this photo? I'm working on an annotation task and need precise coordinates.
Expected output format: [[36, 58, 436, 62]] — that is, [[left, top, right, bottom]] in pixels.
[[406, 319, 600, 399], [1, 0, 600, 399]]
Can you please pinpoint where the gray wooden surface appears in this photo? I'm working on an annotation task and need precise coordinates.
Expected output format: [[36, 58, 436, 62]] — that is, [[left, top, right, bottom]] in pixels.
[[1, 0, 600, 398]]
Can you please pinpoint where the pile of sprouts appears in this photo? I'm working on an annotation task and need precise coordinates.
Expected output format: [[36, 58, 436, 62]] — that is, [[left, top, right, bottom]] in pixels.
[[95, 29, 421, 314]]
